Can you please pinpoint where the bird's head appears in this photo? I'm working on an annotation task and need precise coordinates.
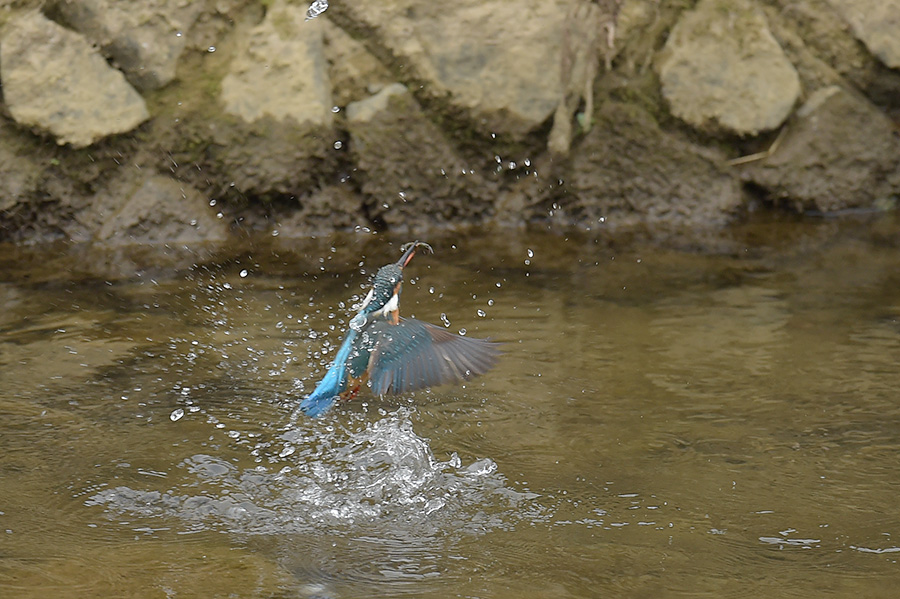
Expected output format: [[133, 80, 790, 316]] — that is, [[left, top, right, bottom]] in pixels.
[[357, 241, 432, 322]]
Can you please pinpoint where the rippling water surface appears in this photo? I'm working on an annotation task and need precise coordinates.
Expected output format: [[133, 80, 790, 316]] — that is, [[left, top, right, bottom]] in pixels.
[[2, 217, 900, 598]]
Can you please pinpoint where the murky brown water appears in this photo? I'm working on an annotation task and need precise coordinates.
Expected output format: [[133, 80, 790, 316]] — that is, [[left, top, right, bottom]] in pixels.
[[2, 216, 900, 598]]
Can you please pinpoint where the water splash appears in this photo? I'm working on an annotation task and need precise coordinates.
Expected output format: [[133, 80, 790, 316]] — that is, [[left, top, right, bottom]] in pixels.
[[86, 409, 527, 537], [305, 0, 329, 21]]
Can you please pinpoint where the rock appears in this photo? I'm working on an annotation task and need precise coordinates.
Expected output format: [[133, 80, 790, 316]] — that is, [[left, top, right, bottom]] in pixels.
[[200, 117, 336, 202], [275, 184, 365, 234], [656, 0, 801, 136], [827, 0, 900, 69], [742, 86, 900, 213], [340, 0, 566, 139], [555, 102, 743, 228], [346, 84, 494, 229], [346, 83, 409, 122], [93, 174, 228, 244], [220, 1, 333, 127], [0, 138, 39, 212], [320, 18, 394, 107], [0, 11, 149, 148], [49, 0, 205, 91]]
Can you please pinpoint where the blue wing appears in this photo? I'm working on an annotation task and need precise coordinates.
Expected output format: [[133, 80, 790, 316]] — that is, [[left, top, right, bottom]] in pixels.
[[299, 328, 358, 417], [365, 317, 500, 395]]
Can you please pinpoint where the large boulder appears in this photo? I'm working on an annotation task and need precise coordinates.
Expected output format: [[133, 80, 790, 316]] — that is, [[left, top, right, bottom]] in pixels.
[[0, 11, 149, 148], [193, 1, 337, 202], [346, 84, 495, 229], [741, 86, 900, 213], [49, 0, 205, 91], [656, 0, 801, 136], [552, 102, 743, 228], [220, 1, 333, 127], [338, 0, 567, 139], [91, 174, 228, 244], [827, 0, 900, 69]]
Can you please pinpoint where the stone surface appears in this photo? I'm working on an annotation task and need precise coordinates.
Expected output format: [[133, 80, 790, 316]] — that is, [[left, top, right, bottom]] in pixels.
[[555, 102, 744, 228], [340, 0, 568, 138], [320, 18, 394, 107], [346, 85, 494, 229], [346, 83, 409, 122], [0, 140, 39, 212], [656, 0, 801, 136], [742, 85, 900, 213], [827, 0, 900, 68], [0, 11, 149, 147], [93, 174, 228, 244], [2, 0, 900, 242], [50, 0, 205, 91], [220, 1, 333, 127]]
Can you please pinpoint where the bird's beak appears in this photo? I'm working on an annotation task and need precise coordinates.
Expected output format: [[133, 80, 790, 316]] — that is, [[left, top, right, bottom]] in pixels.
[[397, 241, 433, 268]]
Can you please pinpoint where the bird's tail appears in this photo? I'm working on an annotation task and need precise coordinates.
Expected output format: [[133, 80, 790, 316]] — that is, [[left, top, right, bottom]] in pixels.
[[300, 330, 356, 417]]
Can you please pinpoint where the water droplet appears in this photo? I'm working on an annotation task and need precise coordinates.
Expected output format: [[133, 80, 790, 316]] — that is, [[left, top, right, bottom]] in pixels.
[[440, 313, 451, 327], [207, 46, 216, 53], [209, 198, 217, 206], [305, 0, 329, 20], [240, 269, 249, 278], [170, 408, 184, 422], [477, 309, 486, 317], [487, 299, 494, 306], [332, 105, 340, 113], [526, 248, 534, 258], [459, 328, 467, 335], [333, 140, 343, 150]]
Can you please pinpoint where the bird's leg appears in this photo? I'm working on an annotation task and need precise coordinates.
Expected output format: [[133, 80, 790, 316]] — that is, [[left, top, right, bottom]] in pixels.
[[339, 372, 370, 401]]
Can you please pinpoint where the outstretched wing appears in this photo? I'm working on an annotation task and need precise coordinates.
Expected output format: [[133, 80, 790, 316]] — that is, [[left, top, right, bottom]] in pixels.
[[365, 317, 500, 395]]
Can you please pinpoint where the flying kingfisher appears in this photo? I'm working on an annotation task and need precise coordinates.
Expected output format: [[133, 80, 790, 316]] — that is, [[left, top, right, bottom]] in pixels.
[[299, 241, 500, 417]]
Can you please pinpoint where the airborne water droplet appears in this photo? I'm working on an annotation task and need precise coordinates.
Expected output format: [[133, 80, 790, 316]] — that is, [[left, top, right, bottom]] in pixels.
[[170, 408, 184, 422], [305, 0, 329, 20]]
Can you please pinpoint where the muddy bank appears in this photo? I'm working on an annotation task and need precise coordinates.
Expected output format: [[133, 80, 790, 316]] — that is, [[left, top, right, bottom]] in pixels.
[[0, 0, 898, 244]]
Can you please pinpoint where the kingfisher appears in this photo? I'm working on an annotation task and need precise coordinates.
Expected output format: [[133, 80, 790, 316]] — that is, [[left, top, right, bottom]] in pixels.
[[299, 241, 500, 417]]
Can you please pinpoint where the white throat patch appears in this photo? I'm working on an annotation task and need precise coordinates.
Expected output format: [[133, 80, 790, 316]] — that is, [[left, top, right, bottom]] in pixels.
[[378, 292, 399, 317]]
